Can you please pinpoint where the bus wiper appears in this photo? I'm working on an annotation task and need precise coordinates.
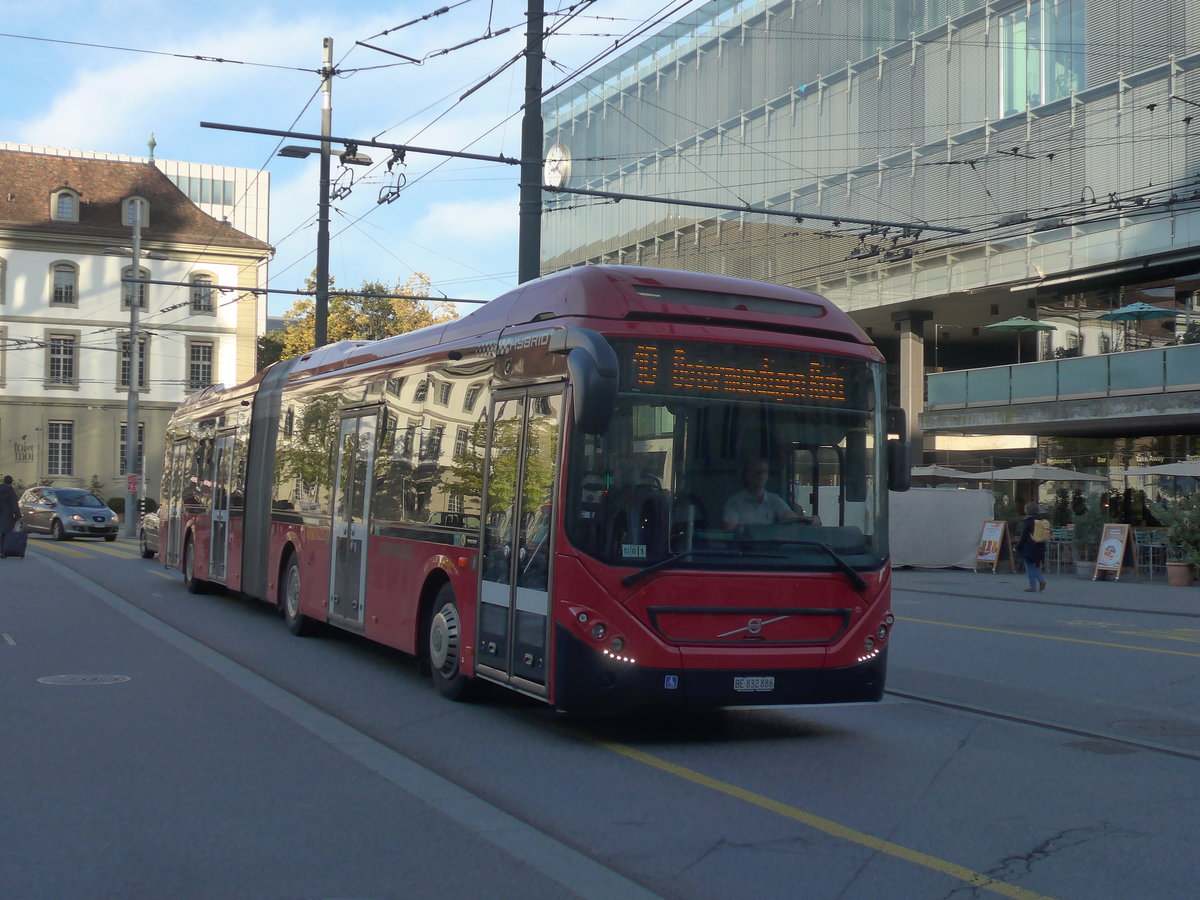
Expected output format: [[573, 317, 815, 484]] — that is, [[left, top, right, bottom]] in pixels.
[[621, 549, 783, 587], [768, 540, 868, 592]]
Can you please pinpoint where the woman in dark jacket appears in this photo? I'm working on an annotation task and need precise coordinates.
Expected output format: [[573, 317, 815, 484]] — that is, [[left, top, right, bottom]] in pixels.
[[1016, 500, 1047, 592]]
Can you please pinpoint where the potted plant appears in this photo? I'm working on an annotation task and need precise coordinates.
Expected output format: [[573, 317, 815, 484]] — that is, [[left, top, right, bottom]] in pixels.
[[1154, 495, 1200, 585], [1071, 495, 1106, 579]]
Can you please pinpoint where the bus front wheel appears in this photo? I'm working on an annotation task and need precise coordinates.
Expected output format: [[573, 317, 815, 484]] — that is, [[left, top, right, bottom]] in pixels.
[[428, 583, 469, 700], [182, 537, 208, 594], [281, 552, 312, 636]]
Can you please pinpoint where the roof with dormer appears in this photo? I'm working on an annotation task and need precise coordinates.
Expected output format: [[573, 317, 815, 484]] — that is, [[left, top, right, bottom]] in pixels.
[[0, 149, 271, 255]]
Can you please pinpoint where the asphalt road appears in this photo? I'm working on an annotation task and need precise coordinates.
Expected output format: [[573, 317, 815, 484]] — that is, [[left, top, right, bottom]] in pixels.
[[4, 535, 1200, 899]]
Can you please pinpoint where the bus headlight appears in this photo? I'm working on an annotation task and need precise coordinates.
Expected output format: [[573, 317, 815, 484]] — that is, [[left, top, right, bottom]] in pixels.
[[864, 635, 876, 653], [590, 622, 607, 641], [610, 636, 625, 653]]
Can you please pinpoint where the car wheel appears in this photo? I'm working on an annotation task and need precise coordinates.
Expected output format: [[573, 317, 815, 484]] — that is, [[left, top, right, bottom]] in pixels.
[[139, 530, 155, 559], [104, 534, 117, 542], [428, 582, 470, 700], [51, 519, 70, 541], [280, 551, 312, 636], [182, 536, 208, 594]]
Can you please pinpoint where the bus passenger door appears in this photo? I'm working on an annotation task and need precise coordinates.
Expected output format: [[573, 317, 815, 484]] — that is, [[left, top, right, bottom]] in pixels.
[[329, 413, 376, 629], [478, 389, 562, 697], [209, 434, 234, 580], [164, 440, 189, 569]]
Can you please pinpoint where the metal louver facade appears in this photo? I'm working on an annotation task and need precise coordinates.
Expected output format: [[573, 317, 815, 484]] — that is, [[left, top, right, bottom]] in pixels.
[[541, 0, 1200, 325]]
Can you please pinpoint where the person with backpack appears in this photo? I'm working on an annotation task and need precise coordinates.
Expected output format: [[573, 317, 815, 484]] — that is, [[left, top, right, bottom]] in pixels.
[[1016, 500, 1049, 592]]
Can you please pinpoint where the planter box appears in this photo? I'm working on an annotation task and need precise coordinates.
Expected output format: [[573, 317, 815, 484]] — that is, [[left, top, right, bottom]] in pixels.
[[1166, 561, 1195, 586]]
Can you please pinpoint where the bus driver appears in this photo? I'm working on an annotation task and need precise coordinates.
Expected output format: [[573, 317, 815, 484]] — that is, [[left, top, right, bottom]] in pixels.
[[723, 456, 817, 530]]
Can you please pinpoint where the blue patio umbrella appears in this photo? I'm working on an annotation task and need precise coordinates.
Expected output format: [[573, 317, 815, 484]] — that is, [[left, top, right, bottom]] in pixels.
[[1097, 301, 1178, 321], [1097, 301, 1177, 351]]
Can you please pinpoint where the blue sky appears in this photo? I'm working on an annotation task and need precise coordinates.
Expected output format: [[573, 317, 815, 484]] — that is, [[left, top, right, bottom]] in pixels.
[[0, 0, 682, 317]]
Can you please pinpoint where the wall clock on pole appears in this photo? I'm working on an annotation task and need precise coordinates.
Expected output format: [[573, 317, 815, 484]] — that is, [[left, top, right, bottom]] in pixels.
[[543, 143, 571, 188]]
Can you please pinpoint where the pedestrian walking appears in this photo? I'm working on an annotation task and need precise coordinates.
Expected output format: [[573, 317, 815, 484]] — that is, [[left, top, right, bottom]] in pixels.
[[0, 475, 21, 558], [1016, 500, 1048, 592]]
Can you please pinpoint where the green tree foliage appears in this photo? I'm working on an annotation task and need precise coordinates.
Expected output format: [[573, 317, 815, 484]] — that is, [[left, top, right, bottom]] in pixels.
[[258, 331, 285, 370], [277, 271, 458, 359]]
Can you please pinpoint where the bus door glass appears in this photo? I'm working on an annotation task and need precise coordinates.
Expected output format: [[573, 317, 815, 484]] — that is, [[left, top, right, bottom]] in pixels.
[[478, 389, 562, 694], [164, 440, 189, 569], [328, 412, 377, 628], [209, 433, 235, 579]]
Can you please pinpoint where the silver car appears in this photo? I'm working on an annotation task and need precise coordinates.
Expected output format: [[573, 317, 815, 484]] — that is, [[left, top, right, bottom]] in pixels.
[[19, 487, 120, 541]]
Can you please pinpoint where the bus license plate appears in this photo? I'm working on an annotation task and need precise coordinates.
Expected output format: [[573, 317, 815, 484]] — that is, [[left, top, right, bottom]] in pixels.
[[734, 676, 775, 693]]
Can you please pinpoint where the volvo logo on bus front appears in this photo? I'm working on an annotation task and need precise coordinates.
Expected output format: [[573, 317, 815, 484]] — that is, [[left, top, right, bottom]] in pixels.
[[746, 618, 763, 635]]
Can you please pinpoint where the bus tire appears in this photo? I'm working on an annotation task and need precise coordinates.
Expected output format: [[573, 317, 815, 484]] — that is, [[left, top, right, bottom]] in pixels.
[[428, 583, 469, 700], [281, 551, 312, 636], [182, 536, 208, 594]]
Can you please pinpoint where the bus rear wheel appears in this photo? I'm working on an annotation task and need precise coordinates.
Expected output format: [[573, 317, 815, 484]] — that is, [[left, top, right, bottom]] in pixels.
[[281, 552, 312, 636], [182, 537, 209, 594], [428, 583, 469, 700]]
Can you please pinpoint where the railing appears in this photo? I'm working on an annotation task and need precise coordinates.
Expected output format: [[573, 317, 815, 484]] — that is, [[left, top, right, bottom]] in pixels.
[[927, 344, 1200, 409]]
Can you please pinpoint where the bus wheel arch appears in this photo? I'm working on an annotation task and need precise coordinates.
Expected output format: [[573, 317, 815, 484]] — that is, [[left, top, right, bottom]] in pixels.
[[424, 577, 470, 700], [279, 546, 312, 636]]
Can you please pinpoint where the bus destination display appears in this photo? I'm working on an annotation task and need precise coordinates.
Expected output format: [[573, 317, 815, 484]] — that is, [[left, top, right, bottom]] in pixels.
[[628, 342, 849, 404]]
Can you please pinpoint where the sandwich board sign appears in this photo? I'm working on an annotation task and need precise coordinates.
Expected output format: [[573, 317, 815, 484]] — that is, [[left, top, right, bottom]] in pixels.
[[976, 520, 1016, 573], [1094, 523, 1138, 581]]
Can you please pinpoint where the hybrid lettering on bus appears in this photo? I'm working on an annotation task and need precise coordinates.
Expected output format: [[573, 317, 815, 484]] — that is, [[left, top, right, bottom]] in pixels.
[[157, 266, 910, 710]]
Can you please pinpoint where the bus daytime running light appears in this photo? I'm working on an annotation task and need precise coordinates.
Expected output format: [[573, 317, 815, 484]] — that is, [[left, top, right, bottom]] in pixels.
[[603, 648, 637, 665]]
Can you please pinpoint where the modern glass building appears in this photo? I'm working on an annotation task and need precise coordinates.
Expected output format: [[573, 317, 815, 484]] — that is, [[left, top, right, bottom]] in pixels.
[[540, 0, 1200, 470]]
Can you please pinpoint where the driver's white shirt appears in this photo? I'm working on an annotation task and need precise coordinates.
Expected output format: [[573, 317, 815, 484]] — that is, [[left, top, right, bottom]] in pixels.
[[723, 489, 793, 526]]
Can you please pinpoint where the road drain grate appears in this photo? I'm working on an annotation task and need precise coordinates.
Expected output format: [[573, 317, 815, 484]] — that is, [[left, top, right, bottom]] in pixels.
[[37, 674, 132, 686]]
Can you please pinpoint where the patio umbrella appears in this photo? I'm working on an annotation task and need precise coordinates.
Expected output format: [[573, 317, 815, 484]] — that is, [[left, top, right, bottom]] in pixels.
[[910, 464, 979, 485], [1097, 302, 1177, 351], [1096, 301, 1178, 322], [983, 316, 1056, 362]]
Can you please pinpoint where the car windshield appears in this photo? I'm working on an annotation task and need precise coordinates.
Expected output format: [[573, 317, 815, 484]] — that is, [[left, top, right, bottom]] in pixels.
[[55, 491, 105, 508], [564, 339, 888, 575]]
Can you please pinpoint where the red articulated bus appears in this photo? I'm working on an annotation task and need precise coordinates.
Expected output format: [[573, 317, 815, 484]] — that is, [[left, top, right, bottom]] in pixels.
[[158, 265, 910, 710]]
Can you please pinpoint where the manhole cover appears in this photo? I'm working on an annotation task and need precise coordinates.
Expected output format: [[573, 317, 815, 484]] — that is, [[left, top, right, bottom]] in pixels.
[[37, 674, 131, 686], [1114, 718, 1200, 738]]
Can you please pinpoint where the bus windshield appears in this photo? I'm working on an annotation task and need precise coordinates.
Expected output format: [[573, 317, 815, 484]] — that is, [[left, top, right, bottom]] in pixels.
[[565, 339, 888, 574]]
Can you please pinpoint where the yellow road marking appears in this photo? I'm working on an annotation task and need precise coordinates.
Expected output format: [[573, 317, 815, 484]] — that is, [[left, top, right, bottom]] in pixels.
[[149, 569, 176, 580], [27, 540, 91, 559], [898, 615, 1200, 659], [587, 736, 1054, 900]]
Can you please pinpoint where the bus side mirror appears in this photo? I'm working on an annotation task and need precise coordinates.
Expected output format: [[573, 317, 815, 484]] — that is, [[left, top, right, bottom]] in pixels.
[[550, 328, 617, 434], [886, 406, 911, 492]]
